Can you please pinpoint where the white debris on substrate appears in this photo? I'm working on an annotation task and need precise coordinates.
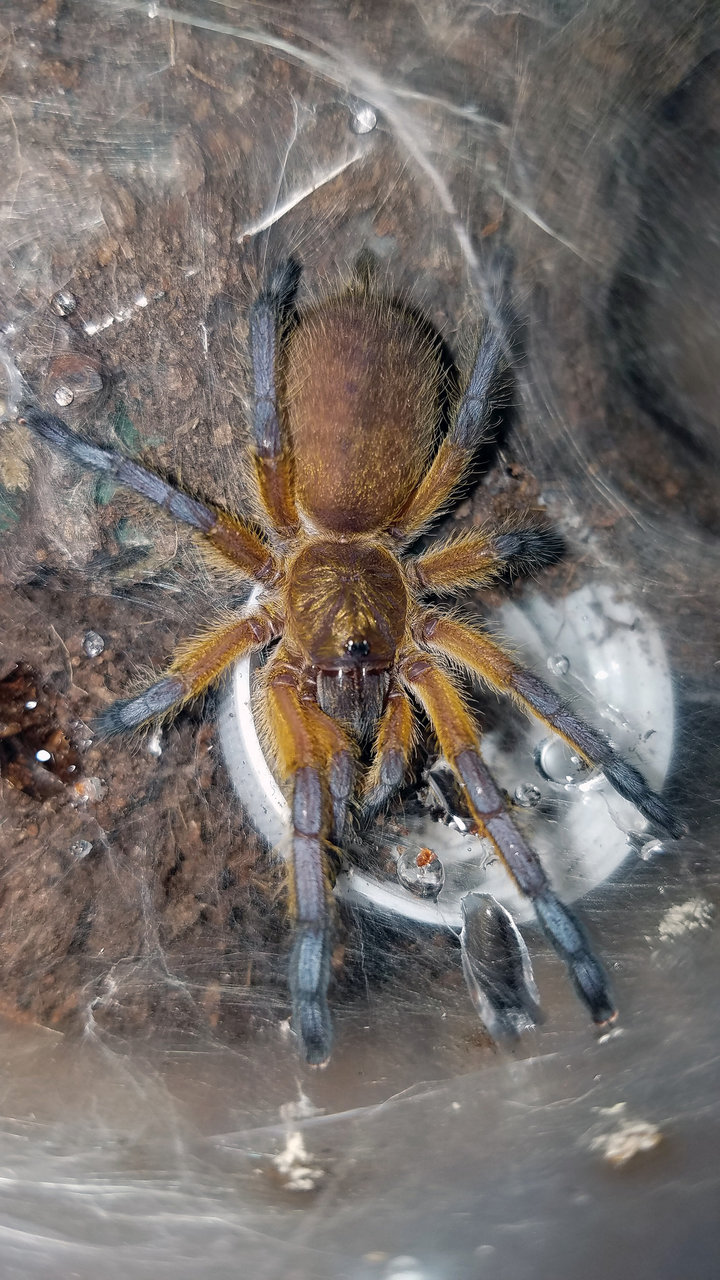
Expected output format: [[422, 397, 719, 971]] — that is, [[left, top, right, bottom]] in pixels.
[[588, 1102, 663, 1168], [658, 898, 714, 941], [272, 1092, 325, 1192]]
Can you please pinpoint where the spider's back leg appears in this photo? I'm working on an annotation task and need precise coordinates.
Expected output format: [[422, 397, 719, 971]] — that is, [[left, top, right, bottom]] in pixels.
[[390, 316, 506, 540], [248, 261, 301, 538]]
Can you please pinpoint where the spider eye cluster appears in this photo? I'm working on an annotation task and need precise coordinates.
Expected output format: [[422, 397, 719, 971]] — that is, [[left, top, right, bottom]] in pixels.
[[345, 639, 371, 657]]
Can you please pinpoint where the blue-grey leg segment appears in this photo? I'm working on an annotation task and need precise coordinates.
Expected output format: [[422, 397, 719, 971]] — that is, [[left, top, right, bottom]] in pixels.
[[93, 676, 185, 736], [510, 670, 684, 838], [249, 260, 300, 458], [534, 891, 615, 1025], [289, 765, 334, 1065], [453, 748, 615, 1026], [452, 322, 504, 449], [288, 922, 333, 1067], [22, 410, 216, 532]]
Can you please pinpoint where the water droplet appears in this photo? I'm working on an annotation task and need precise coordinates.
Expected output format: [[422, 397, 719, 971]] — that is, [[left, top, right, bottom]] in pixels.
[[397, 846, 445, 899], [83, 630, 105, 658], [73, 775, 107, 804], [50, 290, 76, 317], [24, 699, 37, 709], [460, 893, 540, 1038], [54, 385, 74, 407], [36, 748, 52, 763], [640, 838, 665, 861], [70, 839, 93, 860], [350, 101, 377, 134], [514, 782, 541, 808], [535, 737, 589, 785], [547, 654, 570, 676]]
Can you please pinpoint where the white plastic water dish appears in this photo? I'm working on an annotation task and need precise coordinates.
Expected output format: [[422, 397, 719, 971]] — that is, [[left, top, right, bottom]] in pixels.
[[219, 583, 675, 930]]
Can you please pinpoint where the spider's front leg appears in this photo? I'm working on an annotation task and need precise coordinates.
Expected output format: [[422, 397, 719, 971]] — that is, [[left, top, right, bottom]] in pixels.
[[264, 651, 354, 1065], [21, 409, 281, 583], [399, 646, 616, 1024], [415, 610, 683, 837], [95, 607, 280, 734]]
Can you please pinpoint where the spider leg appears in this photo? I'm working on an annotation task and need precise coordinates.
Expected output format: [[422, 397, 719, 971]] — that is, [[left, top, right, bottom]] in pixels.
[[407, 516, 563, 594], [362, 678, 416, 818], [264, 652, 354, 1064], [249, 260, 301, 538], [399, 647, 615, 1024], [391, 319, 505, 540], [95, 607, 279, 734], [414, 610, 684, 837], [21, 409, 280, 584]]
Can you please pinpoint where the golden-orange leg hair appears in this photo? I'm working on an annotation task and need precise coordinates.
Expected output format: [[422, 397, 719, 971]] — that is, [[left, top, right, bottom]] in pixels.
[[399, 646, 615, 1023], [363, 678, 416, 817], [391, 321, 505, 540], [249, 262, 300, 538], [414, 610, 683, 837], [265, 652, 354, 1065], [407, 516, 563, 594], [94, 608, 280, 736]]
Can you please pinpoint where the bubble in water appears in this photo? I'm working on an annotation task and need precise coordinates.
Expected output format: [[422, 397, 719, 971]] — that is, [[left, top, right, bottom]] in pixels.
[[54, 385, 74, 407], [547, 653, 570, 677], [350, 101, 377, 134], [70, 839, 93, 860], [83, 630, 105, 658], [514, 782, 542, 808], [50, 290, 77, 317], [535, 737, 589, 785], [24, 699, 38, 710], [397, 846, 445, 899], [35, 748, 52, 763], [146, 729, 163, 757]]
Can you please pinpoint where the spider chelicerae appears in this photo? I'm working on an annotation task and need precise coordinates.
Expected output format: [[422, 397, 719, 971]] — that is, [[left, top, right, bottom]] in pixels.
[[21, 257, 681, 1065]]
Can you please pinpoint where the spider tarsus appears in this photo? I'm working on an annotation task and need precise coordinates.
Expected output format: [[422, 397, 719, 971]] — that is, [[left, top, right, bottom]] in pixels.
[[93, 676, 185, 737], [533, 891, 615, 1025], [22, 409, 111, 471], [262, 257, 302, 312], [289, 922, 333, 1067], [493, 524, 565, 573], [601, 758, 685, 839]]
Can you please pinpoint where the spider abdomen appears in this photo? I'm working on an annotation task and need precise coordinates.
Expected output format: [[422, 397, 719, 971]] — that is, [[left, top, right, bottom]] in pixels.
[[282, 290, 441, 533]]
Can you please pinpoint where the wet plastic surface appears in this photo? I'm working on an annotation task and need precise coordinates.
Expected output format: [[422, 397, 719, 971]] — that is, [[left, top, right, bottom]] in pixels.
[[0, 2, 719, 1278]]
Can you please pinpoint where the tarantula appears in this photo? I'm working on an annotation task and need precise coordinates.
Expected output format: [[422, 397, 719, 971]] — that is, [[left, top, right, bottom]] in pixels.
[[21, 258, 681, 1065]]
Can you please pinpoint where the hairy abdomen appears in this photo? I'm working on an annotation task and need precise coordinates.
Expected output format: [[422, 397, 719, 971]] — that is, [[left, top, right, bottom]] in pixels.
[[283, 291, 441, 533]]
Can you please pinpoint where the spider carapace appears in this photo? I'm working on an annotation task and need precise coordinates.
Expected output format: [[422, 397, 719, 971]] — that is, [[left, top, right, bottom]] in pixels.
[[22, 258, 682, 1065]]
